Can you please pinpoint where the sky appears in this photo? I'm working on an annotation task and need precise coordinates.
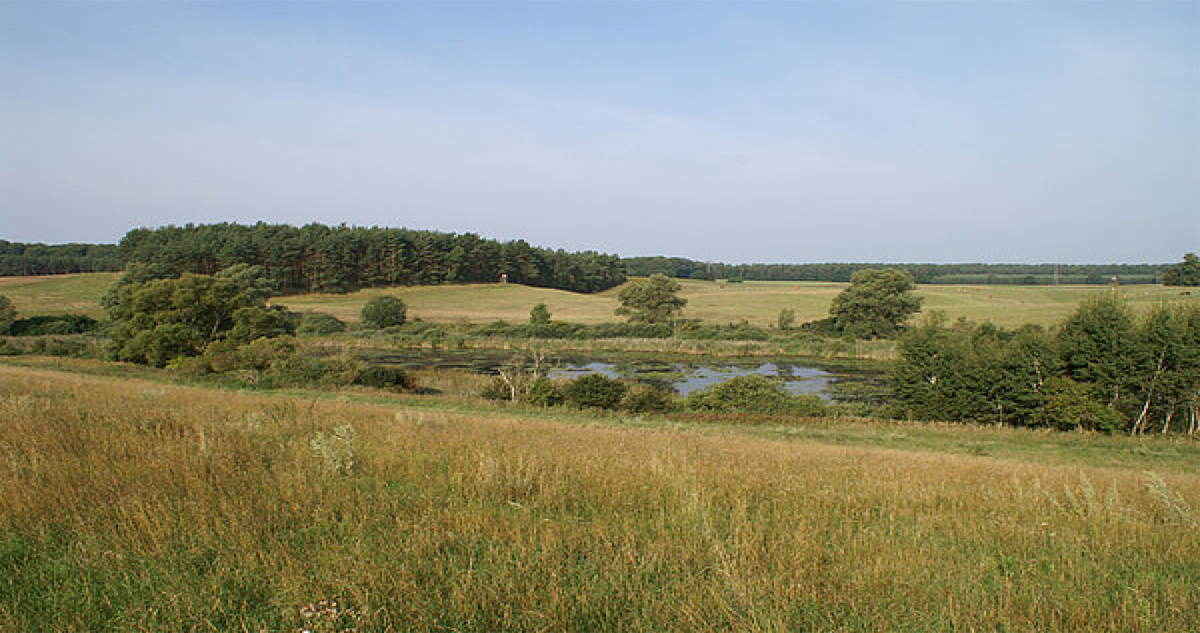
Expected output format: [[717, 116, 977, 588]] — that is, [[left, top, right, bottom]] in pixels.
[[0, 1, 1196, 264]]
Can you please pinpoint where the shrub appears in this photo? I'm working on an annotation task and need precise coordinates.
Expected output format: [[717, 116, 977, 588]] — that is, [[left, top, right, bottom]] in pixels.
[[621, 383, 677, 413], [524, 377, 565, 406], [6, 314, 100, 336], [564, 374, 628, 410], [298, 312, 347, 336], [361, 296, 407, 329], [686, 375, 827, 416], [353, 365, 415, 391], [480, 377, 514, 401]]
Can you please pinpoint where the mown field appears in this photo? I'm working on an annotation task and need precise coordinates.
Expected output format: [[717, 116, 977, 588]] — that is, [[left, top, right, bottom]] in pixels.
[[3, 272, 1196, 328], [1, 362, 1197, 631]]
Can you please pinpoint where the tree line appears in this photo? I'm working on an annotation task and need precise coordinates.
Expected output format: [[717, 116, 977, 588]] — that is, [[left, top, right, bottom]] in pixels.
[[0, 240, 122, 276], [116, 222, 626, 294], [624, 256, 1168, 285], [892, 299, 1200, 434]]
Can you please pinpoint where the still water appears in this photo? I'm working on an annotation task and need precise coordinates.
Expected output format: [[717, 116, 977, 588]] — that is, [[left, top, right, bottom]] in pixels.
[[362, 350, 885, 403]]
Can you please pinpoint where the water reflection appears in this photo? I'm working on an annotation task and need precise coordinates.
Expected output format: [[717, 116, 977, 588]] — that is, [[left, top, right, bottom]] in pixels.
[[361, 349, 885, 402]]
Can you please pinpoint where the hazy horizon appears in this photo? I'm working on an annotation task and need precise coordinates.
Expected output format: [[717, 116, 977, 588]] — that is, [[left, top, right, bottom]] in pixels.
[[2, 2, 1197, 265]]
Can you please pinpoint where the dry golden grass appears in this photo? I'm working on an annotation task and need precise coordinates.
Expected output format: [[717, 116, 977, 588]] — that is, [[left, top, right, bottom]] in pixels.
[[2, 364, 1197, 631]]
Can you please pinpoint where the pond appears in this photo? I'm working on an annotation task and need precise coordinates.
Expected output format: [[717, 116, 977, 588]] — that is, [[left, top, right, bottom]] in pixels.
[[360, 349, 888, 403]]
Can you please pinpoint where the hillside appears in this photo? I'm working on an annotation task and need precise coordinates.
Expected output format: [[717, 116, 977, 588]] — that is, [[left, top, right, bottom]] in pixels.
[[2, 361, 1196, 631], [2, 273, 1198, 328]]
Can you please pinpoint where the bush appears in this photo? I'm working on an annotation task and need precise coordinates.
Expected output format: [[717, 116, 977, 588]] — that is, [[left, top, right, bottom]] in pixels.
[[6, 314, 100, 336], [361, 296, 407, 329], [480, 377, 514, 401], [524, 377, 565, 406], [564, 374, 628, 410], [686, 375, 828, 416], [621, 383, 677, 413], [297, 312, 347, 336], [353, 365, 415, 391], [676, 321, 769, 341]]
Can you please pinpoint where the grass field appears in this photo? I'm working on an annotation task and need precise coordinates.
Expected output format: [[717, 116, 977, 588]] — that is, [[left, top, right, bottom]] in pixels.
[[0, 272, 120, 318], [1, 361, 1197, 631], [242, 278, 1200, 328], [3, 272, 1197, 328]]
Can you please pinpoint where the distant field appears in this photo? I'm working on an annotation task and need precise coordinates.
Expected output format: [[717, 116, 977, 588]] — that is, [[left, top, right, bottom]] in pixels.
[[0, 272, 120, 318], [278, 278, 1198, 328], [3, 273, 1196, 328], [2, 363, 1196, 631]]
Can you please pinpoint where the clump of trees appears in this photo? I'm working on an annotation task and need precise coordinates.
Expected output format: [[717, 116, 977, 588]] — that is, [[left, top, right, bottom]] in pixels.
[[892, 298, 1200, 434], [1163, 253, 1200, 287], [106, 273, 294, 367], [118, 222, 626, 294], [615, 274, 687, 324]]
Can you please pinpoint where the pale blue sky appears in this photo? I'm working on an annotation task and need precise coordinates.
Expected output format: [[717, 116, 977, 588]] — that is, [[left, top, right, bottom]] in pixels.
[[1, 1, 1196, 263]]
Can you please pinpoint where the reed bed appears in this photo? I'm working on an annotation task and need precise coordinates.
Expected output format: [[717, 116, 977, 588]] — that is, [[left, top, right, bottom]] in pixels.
[[1, 365, 1197, 632]]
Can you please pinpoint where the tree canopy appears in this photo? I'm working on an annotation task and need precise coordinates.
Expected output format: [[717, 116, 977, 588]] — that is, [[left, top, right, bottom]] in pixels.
[[118, 222, 626, 294], [615, 274, 687, 324], [1163, 253, 1200, 287], [829, 268, 923, 338], [361, 296, 407, 329], [106, 273, 294, 367]]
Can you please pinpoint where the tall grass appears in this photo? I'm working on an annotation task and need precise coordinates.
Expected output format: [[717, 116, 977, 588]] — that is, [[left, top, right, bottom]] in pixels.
[[2, 364, 1198, 631]]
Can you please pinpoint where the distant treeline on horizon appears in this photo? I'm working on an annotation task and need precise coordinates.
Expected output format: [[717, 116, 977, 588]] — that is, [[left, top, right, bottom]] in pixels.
[[623, 256, 1166, 286], [0, 226, 1171, 288]]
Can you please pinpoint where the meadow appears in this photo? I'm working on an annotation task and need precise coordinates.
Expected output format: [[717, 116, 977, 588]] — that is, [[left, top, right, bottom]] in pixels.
[[1, 361, 1197, 631], [3, 272, 1196, 329]]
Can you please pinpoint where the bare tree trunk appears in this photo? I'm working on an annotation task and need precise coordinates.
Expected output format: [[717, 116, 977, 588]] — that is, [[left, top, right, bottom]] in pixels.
[[1161, 404, 1174, 435], [1131, 350, 1166, 437]]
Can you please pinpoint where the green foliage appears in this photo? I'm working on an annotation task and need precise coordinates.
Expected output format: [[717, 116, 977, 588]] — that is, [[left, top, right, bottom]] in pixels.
[[6, 314, 100, 336], [0, 239, 122, 275], [100, 262, 179, 310], [106, 273, 295, 367], [686, 375, 828, 416], [529, 303, 551, 326], [892, 314, 1060, 426], [1163, 253, 1200, 287], [675, 321, 769, 341], [893, 300, 1200, 434], [118, 222, 626, 294], [361, 296, 407, 329], [615, 274, 687, 324], [523, 377, 565, 407], [0, 294, 15, 334], [563, 374, 628, 410], [830, 268, 923, 339], [1058, 296, 1136, 407], [623, 255, 1167, 286], [353, 365, 415, 392], [470, 320, 673, 340], [621, 383, 677, 413], [297, 312, 347, 336], [1042, 378, 1124, 432], [215, 264, 279, 301], [777, 308, 796, 331]]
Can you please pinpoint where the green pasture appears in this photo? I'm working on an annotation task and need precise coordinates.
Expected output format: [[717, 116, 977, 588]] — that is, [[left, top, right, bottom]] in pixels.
[[3, 273, 1197, 329], [0, 272, 120, 318]]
